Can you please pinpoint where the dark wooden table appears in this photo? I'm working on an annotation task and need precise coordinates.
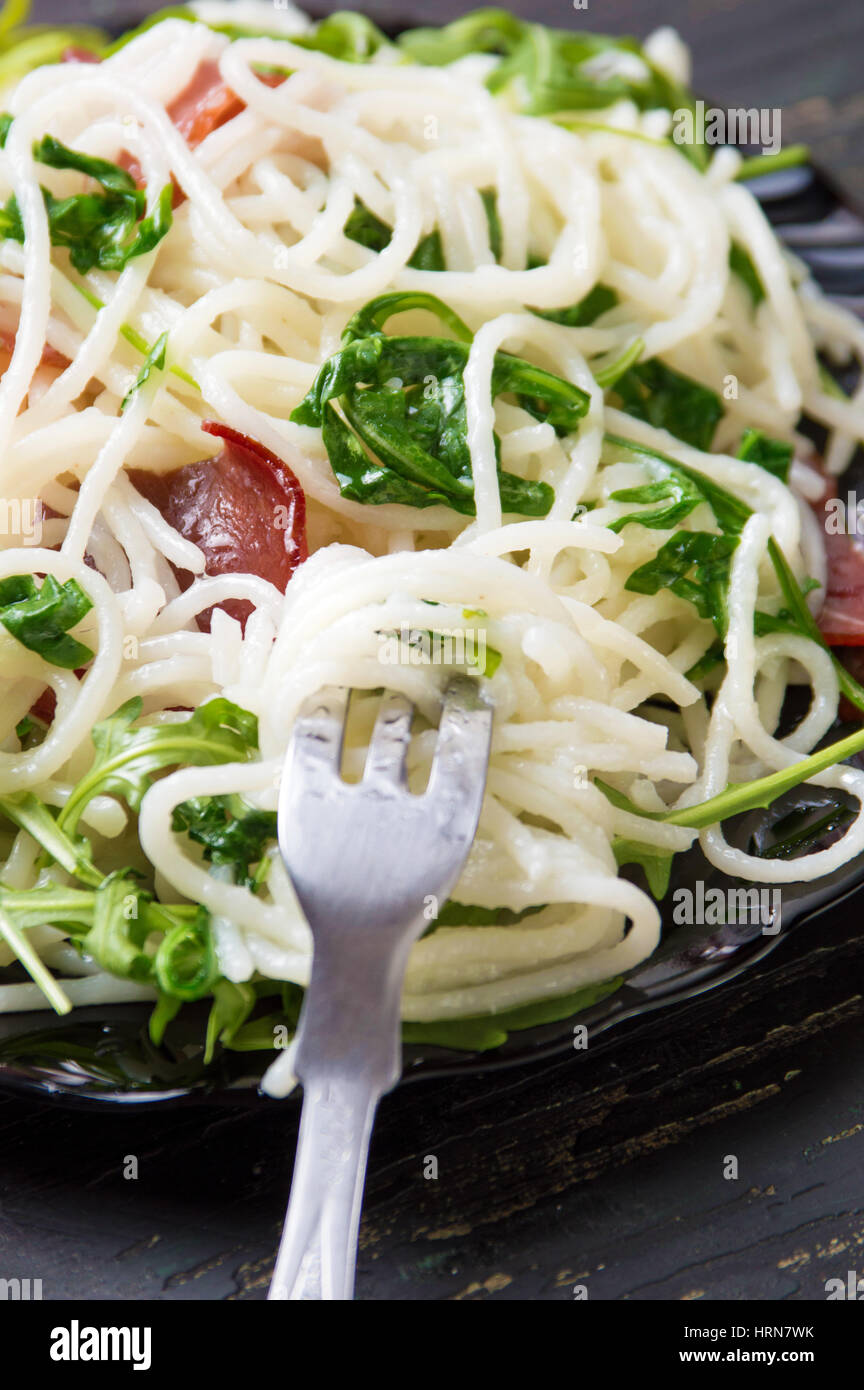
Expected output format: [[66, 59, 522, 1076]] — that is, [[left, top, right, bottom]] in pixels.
[[3, 0, 864, 1303]]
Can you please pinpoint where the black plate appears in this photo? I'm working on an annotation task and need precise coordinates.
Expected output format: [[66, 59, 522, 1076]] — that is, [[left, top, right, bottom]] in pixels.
[[2, 23, 864, 1106]]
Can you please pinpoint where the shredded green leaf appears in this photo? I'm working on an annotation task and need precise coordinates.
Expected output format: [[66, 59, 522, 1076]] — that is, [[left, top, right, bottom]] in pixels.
[[0, 573, 93, 669], [292, 291, 587, 516], [0, 131, 172, 274], [610, 359, 724, 450]]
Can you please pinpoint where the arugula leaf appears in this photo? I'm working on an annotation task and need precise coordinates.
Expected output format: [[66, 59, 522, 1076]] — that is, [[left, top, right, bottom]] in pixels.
[[293, 291, 586, 517], [736, 428, 792, 482], [729, 242, 765, 306], [153, 905, 217, 1000], [612, 838, 673, 899], [321, 401, 468, 511], [0, 792, 101, 886], [0, 4, 105, 85], [204, 978, 257, 1063], [480, 187, 502, 260], [0, 874, 216, 1011], [14, 713, 43, 747], [685, 639, 725, 682], [401, 976, 623, 1052], [397, 12, 708, 167], [409, 230, 445, 271], [625, 531, 740, 635], [532, 282, 618, 328], [293, 11, 390, 63], [610, 359, 724, 450], [608, 431, 864, 716], [35, 134, 138, 197], [343, 198, 391, 253], [606, 434, 752, 533], [0, 134, 172, 274], [398, 9, 526, 66], [608, 471, 704, 533], [57, 696, 260, 834], [0, 573, 93, 669], [221, 982, 305, 1052], [592, 334, 644, 390], [121, 329, 167, 412], [0, 903, 72, 1014], [343, 197, 445, 270], [596, 717, 864, 831], [171, 795, 277, 891], [100, 6, 193, 56]]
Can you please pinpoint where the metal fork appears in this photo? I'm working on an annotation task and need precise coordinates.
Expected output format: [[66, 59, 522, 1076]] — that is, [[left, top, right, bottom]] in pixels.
[[267, 677, 493, 1301]]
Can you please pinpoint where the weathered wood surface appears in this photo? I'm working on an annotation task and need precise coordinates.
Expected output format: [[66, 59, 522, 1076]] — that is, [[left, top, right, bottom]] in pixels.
[[1, 0, 863, 1302]]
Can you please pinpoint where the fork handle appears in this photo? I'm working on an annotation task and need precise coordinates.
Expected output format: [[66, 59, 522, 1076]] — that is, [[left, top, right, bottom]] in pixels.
[[268, 926, 415, 1301], [268, 1072, 380, 1301]]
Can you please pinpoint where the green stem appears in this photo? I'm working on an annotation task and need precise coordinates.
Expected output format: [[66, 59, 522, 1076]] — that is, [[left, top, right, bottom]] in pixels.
[[667, 723, 864, 829], [604, 431, 864, 715], [735, 144, 810, 180], [57, 733, 248, 834], [0, 793, 103, 887], [599, 720, 864, 832], [71, 279, 199, 392], [0, 909, 72, 1014]]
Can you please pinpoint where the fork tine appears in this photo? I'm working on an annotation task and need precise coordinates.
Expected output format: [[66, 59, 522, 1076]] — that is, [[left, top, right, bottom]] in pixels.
[[364, 690, 414, 789], [289, 686, 349, 782], [425, 677, 492, 840]]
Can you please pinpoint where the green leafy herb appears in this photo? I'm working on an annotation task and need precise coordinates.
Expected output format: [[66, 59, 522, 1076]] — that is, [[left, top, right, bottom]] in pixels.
[[401, 976, 623, 1051], [400, 11, 709, 169], [612, 838, 674, 899], [172, 795, 277, 891], [607, 431, 864, 712], [625, 530, 740, 635], [409, 230, 445, 271], [685, 640, 725, 683], [597, 716, 864, 832], [0, 573, 93, 669], [121, 329, 168, 412], [608, 471, 704, 534], [532, 282, 618, 328], [343, 197, 445, 270], [0, 875, 217, 1008], [293, 11, 390, 63], [593, 335, 644, 390], [736, 427, 792, 482], [610, 359, 724, 450], [220, 983, 305, 1053], [343, 198, 392, 254], [0, 904, 72, 1014], [0, 0, 105, 85], [480, 187, 502, 260], [0, 792, 100, 886], [57, 696, 260, 834], [100, 6, 193, 57], [0, 134, 172, 274], [204, 978, 257, 1062], [729, 242, 765, 306], [292, 291, 588, 516]]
